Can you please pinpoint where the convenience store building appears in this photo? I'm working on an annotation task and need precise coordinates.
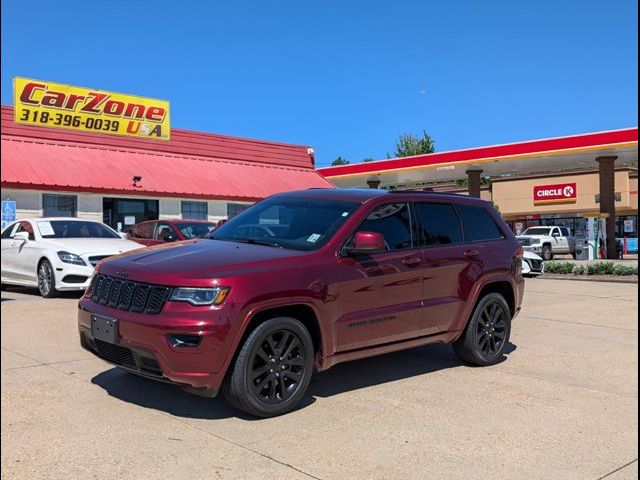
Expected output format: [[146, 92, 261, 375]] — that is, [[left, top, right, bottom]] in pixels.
[[318, 128, 638, 258]]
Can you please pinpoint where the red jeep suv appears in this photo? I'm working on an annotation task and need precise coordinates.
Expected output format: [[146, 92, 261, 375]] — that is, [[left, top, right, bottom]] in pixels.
[[79, 189, 524, 417]]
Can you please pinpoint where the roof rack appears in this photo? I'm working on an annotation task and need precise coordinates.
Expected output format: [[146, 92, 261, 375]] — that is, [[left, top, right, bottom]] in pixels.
[[388, 190, 471, 198]]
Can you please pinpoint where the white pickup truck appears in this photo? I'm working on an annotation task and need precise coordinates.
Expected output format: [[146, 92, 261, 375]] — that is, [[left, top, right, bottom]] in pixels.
[[516, 226, 577, 261]]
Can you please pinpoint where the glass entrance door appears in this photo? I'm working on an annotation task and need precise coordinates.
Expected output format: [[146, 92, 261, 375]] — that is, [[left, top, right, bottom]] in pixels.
[[103, 198, 159, 231]]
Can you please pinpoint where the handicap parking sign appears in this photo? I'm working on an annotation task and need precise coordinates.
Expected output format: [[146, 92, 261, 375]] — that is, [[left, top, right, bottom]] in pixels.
[[1, 200, 16, 229]]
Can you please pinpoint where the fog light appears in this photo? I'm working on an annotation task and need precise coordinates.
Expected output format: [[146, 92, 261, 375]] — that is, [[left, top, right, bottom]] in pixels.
[[167, 334, 202, 348]]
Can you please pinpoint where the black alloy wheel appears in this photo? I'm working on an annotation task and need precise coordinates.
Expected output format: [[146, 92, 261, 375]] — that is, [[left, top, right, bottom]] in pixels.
[[251, 329, 306, 404], [453, 292, 512, 366], [222, 317, 313, 417], [475, 301, 508, 358]]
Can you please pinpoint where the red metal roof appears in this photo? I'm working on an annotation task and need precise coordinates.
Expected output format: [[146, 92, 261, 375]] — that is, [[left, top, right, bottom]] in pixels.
[[318, 128, 638, 179], [1, 106, 333, 200]]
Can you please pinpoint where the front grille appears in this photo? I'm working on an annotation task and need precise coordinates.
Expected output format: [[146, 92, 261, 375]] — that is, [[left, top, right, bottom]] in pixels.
[[94, 339, 136, 368], [90, 274, 171, 314], [89, 255, 110, 267], [518, 238, 532, 246], [529, 259, 543, 271]]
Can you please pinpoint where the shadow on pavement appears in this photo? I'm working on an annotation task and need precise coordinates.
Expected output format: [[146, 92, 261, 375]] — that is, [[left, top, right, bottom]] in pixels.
[[1, 286, 84, 299], [91, 342, 517, 420]]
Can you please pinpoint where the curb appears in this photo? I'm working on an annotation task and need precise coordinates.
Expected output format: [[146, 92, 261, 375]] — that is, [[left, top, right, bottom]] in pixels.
[[533, 274, 638, 284]]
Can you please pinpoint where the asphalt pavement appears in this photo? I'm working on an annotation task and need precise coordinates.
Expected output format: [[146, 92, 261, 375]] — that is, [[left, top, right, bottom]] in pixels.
[[1, 279, 637, 479]]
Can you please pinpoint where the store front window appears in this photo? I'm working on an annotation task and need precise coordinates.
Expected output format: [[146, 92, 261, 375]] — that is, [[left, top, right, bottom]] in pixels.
[[103, 198, 158, 231], [227, 202, 251, 219], [181, 201, 208, 220], [43, 194, 77, 217]]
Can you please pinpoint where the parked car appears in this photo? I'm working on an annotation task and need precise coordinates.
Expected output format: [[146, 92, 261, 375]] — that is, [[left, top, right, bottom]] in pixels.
[[1, 218, 141, 297], [126, 219, 217, 246], [522, 250, 544, 277], [78, 189, 525, 417], [516, 226, 578, 260]]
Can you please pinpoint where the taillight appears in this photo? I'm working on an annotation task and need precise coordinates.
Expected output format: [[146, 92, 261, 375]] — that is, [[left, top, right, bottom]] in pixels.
[[516, 246, 524, 257]]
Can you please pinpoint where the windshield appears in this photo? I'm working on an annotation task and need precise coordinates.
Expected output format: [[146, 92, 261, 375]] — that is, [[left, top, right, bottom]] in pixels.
[[522, 227, 552, 236], [175, 222, 216, 239], [37, 220, 120, 239], [210, 196, 359, 251]]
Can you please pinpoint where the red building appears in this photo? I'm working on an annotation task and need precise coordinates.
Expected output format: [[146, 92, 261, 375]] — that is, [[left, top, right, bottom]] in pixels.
[[1, 105, 332, 230]]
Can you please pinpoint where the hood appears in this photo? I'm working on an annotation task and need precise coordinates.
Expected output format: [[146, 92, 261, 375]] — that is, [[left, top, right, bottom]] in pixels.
[[523, 250, 543, 261], [41, 237, 142, 256], [98, 239, 309, 285]]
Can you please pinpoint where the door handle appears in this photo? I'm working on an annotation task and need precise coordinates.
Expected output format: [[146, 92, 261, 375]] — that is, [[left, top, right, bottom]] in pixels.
[[402, 256, 422, 266], [464, 249, 480, 258]]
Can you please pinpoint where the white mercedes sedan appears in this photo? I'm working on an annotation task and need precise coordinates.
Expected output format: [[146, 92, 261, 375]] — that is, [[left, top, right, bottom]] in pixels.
[[1, 218, 142, 297]]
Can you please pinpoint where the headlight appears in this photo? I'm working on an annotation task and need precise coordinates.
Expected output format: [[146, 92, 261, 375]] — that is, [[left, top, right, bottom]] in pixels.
[[57, 251, 86, 266], [170, 287, 230, 306]]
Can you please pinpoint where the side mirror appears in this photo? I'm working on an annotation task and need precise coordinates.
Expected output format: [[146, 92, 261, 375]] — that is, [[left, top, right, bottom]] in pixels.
[[14, 231, 30, 242], [120, 232, 129, 239], [163, 233, 177, 242], [552, 231, 560, 237], [344, 231, 386, 256]]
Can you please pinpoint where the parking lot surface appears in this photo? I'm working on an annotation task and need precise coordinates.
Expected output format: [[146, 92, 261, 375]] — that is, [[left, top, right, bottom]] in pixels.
[[1, 279, 637, 480]]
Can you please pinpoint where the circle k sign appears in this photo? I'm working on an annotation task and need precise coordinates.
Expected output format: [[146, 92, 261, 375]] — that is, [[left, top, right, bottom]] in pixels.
[[533, 182, 578, 205]]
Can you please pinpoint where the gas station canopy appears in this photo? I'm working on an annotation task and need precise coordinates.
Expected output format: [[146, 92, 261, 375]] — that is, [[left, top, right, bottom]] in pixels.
[[318, 128, 638, 188]]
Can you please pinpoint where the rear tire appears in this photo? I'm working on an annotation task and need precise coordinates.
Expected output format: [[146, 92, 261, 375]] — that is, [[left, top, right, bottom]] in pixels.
[[222, 317, 314, 417], [37, 259, 58, 298], [541, 245, 553, 261], [453, 292, 512, 366]]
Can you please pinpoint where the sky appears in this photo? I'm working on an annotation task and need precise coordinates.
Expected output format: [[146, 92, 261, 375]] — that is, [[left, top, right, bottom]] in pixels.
[[1, 0, 637, 167]]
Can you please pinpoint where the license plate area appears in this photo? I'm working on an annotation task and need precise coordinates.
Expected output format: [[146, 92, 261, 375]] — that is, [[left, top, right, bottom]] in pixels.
[[91, 314, 119, 343]]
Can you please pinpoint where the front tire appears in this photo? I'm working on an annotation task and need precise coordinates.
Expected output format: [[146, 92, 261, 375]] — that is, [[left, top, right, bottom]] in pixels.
[[541, 245, 553, 261], [37, 259, 58, 298], [453, 292, 512, 366], [222, 317, 314, 417]]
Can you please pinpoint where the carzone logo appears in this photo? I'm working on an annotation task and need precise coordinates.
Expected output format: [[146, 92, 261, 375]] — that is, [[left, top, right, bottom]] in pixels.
[[533, 183, 577, 205]]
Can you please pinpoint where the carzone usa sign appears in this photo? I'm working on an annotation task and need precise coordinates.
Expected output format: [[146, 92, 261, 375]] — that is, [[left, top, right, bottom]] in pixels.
[[533, 182, 577, 205], [13, 77, 170, 140]]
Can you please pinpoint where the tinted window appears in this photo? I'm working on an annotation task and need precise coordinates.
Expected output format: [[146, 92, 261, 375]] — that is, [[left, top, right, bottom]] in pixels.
[[155, 223, 174, 240], [456, 205, 502, 242], [176, 222, 216, 239], [356, 203, 413, 251], [43, 194, 77, 217], [560, 227, 570, 236], [36, 220, 119, 239], [522, 227, 552, 236], [212, 197, 359, 251], [1, 222, 17, 239], [415, 203, 462, 246]]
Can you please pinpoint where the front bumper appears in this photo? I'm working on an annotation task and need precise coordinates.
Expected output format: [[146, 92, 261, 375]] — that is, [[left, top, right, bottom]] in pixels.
[[522, 245, 542, 254], [78, 298, 235, 390], [54, 263, 94, 291], [522, 258, 545, 276]]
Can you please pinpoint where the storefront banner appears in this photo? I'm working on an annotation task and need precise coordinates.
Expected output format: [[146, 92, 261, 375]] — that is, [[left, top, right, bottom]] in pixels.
[[13, 77, 170, 140], [533, 182, 577, 205]]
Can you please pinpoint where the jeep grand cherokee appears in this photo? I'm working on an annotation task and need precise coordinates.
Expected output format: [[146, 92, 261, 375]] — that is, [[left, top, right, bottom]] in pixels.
[[79, 189, 524, 417]]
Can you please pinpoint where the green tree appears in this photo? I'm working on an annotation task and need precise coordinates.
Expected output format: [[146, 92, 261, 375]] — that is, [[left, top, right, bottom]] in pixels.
[[393, 130, 435, 157], [362, 157, 375, 163], [331, 156, 350, 166]]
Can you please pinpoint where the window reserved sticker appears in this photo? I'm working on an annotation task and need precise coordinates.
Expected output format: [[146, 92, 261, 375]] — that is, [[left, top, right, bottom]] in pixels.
[[307, 233, 321, 243], [37, 221, 55, 236]]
